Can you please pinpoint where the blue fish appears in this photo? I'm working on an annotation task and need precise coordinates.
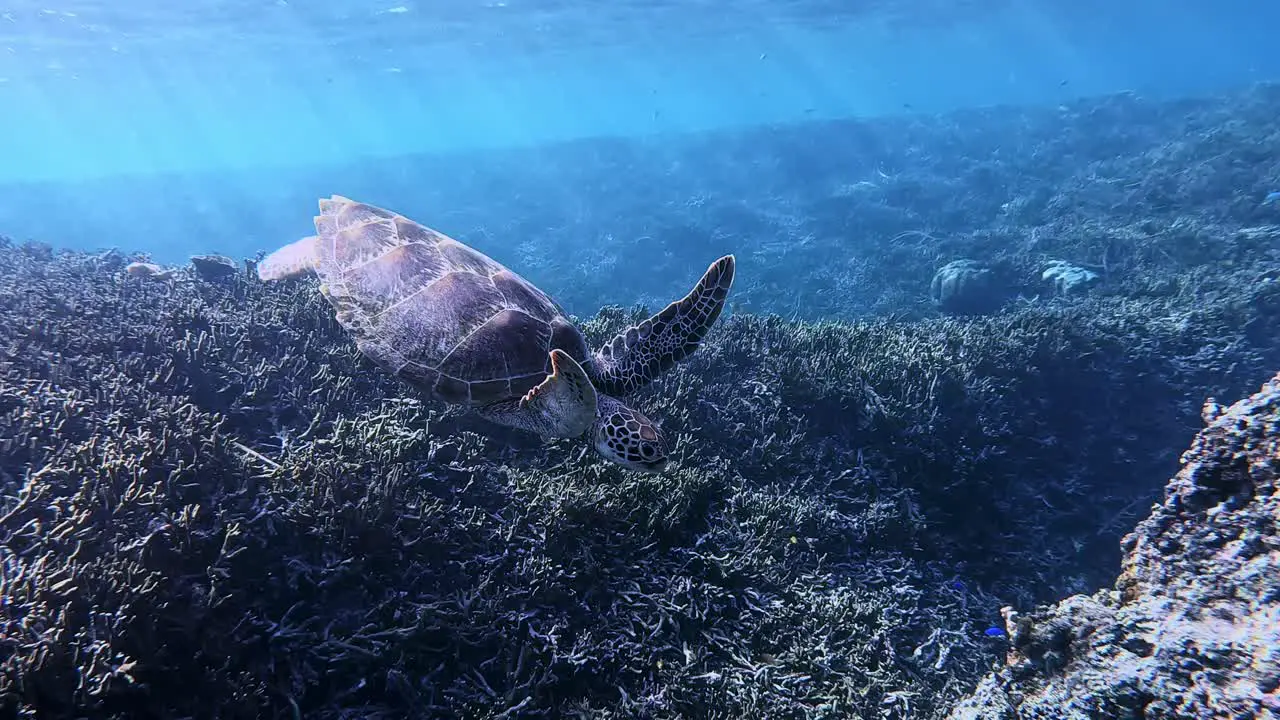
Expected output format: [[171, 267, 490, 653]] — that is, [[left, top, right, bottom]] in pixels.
[[1264, 191, 1280, 205], [984, 627, 1006, 637]]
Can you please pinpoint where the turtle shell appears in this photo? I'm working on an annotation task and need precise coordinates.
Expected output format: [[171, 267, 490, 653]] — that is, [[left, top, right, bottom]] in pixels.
[[310, 196, 591, 407]]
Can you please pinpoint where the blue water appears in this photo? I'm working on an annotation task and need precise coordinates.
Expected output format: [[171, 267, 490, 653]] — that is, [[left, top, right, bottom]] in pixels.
[[1, 0, 1279, 263]]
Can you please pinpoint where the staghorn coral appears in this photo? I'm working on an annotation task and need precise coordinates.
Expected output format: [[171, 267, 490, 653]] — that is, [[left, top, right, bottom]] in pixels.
[[1, 237, 1272, 718], [0, 235, 1242, 719], [948, 372, 1280, 720], [0, 244, 996, 719]]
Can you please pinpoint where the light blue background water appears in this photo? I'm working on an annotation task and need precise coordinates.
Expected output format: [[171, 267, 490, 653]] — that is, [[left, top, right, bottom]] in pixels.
[[1, 0, 1278, 260]]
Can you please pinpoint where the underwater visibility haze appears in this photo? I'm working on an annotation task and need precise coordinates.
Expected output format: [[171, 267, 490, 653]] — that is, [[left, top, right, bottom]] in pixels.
[[2, 0, 1280, 718]]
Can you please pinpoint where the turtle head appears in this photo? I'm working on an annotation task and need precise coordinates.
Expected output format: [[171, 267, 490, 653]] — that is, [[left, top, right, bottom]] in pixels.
[[591, 396, 669, 472]]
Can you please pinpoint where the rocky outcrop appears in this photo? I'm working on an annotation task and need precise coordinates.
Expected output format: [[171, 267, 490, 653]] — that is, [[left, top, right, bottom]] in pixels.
[[949, 372, 1280, 720]]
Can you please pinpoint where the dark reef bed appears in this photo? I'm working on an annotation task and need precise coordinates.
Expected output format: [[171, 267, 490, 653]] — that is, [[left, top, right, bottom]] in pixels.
[[1, 84, 1279, 719]]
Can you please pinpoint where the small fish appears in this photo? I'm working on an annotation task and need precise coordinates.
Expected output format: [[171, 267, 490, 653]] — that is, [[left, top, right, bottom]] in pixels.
[[949, 580, 966, 592], [984, 627, 1006, 637], [1263, 191, 1280, 205]]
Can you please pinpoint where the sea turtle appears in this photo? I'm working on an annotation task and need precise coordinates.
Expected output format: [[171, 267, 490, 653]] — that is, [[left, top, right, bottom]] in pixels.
[[257, 195, 735, 472]]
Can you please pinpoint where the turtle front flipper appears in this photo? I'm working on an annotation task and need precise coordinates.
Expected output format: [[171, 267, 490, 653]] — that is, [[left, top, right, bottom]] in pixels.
[[592, 254, 735, 397], [257, 235, 321, 281], [478, 349, 599, 439]]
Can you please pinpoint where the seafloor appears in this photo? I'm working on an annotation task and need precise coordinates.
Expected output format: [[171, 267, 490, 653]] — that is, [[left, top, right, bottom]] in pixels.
[[1, 84, 1278, 719]]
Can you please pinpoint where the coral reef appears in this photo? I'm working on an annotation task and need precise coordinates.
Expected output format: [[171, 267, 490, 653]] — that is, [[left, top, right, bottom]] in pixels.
[[3, 237, 1269, 718], [948, 371, 1280, 720], [1, 84, 1278, 718], [9, 83, 1280, 326], [0, 83, 1277, 327], [0, 245, 970, 719]]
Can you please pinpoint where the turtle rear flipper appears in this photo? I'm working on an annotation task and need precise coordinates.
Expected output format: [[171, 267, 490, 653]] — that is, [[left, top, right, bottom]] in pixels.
[[258, 235, 321, 281], [479, 349, 598, 439], [593, 254, 735, 396]]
